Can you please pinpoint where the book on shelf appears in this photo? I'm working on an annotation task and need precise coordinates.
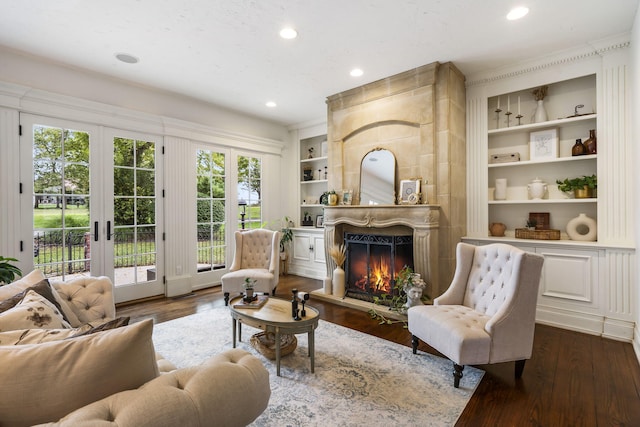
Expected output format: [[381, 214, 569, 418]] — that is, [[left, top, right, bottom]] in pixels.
[[233, 295, 268, 309]]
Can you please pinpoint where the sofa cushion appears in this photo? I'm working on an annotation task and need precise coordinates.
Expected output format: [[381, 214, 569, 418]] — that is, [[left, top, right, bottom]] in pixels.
[[70, 316, 130, 337], [0, 318, 159, 426], [0, 290, 71, 331], [51, 276, 116, 325], [0, 326, 92, 345]]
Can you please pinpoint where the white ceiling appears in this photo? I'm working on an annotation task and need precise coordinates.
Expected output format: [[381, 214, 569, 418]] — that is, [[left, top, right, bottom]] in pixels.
[[0, 0, 638, 126]]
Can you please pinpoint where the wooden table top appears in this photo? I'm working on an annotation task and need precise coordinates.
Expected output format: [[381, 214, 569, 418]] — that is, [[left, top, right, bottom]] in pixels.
[[229, 296, 319, 326]]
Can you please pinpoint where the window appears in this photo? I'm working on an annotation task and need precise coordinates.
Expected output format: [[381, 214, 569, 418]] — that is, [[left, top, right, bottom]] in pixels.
[[237, 155, 261, 230], [196, 149, 226, 272]]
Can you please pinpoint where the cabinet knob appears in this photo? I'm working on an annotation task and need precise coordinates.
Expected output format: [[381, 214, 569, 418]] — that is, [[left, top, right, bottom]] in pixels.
[[309, 245, 314, 251]]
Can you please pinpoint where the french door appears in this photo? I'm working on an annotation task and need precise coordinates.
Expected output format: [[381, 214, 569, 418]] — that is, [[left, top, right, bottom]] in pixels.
[[20, 115, 164, 302]]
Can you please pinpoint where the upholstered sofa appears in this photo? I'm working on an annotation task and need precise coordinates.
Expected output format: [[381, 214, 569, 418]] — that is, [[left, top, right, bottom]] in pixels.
[[0, 270, 271, 426]]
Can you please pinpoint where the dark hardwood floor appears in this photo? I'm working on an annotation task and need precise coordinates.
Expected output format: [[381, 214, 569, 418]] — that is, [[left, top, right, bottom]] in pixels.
[[117, 274, 640, 426]]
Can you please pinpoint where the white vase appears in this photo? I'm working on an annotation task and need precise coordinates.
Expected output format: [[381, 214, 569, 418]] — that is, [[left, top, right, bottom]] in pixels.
[[323, 277, 332, 294], [494, 178, 507, 200], [566, 213, 597, 241], [534, 100, 548, 123], [332, 267, 345, 297]]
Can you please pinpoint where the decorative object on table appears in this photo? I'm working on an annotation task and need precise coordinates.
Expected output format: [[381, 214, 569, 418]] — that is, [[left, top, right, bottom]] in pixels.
[[529, 212, 550, 230], [494, 178, 507, 200], [368, 265, 430, 325], [291, 289, 301, 320], [527, 177, 548, 200], [232, 294, 269, 309], [566, 213, 597, 241], [583, 129, 597, 154], [532, 85, 548, 123], [341, 189, 353, 205], [571, 138, 587, 156], [300, 293, 310, 317], [556, 174, 597, 199], [489, 152, 520, 164], [329, 244, 346, 297], [243, 278, 257, 302], [399, 179, 421, 204], [489, 222, 506, 237], [0, 256, 21, 285], [315, 215, 324, 228], [529, 128, 558, 160]]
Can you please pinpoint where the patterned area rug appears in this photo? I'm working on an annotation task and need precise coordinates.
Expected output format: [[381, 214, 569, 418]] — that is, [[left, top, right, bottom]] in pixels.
[[152, 308, 483, 427]]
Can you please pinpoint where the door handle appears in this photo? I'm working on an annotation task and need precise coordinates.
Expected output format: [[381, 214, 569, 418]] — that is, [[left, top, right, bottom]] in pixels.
[[94, 221, 99, 242], [107, 221, 111, 241]]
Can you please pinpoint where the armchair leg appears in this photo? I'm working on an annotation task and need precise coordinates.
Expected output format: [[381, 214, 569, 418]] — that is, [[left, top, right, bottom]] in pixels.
[[453, 363, 464, 388], [224, 292, 230, 306], [271, 286, 277, 296], [411, 335, 419, 354], [515, 359, 526, 378]]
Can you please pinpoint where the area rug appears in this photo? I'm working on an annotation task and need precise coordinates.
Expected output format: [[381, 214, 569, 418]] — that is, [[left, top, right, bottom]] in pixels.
[[152, 308, 483, 427]]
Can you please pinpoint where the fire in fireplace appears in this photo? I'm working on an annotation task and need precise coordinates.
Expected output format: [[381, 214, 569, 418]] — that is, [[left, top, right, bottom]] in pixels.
[[344, 233, 413, 301]]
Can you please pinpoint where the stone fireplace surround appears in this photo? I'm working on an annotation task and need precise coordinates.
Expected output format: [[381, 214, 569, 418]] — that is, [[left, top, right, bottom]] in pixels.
[[315, 61, 466, 309]]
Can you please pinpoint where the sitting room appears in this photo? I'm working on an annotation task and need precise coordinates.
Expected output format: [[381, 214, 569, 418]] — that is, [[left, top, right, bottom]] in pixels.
[[0, 1, 639, 426]]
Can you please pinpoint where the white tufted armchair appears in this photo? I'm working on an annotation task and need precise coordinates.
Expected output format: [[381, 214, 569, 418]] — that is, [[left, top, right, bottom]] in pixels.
[[408, 242, 544, 388], [221, 229, 280, 305]]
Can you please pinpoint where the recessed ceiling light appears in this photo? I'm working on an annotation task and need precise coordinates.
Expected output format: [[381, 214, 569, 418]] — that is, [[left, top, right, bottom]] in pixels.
[[115, 53, 139, 64], [350, 68, 364, 77], [266, 101, 277, 108], [279, 28, 297, 39], [507, 6, 529, 20]]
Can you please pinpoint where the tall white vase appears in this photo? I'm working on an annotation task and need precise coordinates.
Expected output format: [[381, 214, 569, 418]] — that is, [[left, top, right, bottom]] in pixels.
[[534, 100, 548, 123], [332, 267, 345, 297], [494, 178, 507, 200]]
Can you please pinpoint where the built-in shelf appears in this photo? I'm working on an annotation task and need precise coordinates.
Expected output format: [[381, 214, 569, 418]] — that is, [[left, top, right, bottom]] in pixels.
[[488, 198, 597, 205], [301, 179, 327, 185], [300, 156, 328, 164], [489, 154, 596, 168]]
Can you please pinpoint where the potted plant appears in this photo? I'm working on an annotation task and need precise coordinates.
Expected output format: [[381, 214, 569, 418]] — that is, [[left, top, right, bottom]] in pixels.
[[556, 174, 597, 198], [0, 256, 21, 285], [279, 216, 293, 254], [243, 277, 256, 301], [525, 219, 537, 231]]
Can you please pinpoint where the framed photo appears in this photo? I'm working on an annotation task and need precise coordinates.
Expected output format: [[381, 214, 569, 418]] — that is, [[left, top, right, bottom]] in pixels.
[[529, 128, 558, 160], [341, 190, 353, 205], [529, 212, 550, 230], [399, 179, 420, 203], [315, 215, 324, 228]]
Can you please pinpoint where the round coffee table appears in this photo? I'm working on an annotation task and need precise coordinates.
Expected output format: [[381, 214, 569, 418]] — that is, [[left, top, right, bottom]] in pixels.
[[229, 296, 319, 376]]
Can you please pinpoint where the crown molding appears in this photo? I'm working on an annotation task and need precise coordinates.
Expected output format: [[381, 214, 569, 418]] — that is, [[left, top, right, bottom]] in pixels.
[[466, 33, 631, 88]]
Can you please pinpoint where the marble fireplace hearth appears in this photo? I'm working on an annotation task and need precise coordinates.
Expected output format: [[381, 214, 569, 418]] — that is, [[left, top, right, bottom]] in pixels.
[[311, 205, 439, 317]]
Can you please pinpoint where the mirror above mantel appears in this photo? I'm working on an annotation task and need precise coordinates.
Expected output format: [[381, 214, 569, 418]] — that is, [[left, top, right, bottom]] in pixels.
[[359, 148, 396, 205]]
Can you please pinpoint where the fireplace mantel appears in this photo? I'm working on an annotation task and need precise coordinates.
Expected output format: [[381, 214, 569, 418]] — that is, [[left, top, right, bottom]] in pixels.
[[323, 205, 439, 291]]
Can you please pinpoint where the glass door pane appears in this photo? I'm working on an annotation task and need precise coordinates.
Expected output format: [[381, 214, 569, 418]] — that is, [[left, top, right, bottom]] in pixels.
[[196, 149, 226, 273], [32, 124, 92, 280], [113, 137, 158, 287]]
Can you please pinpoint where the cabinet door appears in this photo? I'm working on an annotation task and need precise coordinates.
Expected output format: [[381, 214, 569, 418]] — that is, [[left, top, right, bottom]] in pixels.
[[292, 233, 313, 262], [312, 235, 325, 264]]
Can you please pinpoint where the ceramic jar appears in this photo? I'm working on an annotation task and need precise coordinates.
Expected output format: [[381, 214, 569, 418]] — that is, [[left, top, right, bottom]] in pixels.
[[490, 222, 506, 237], [527, 178, 548, 200], [566, 213, 597, 241]]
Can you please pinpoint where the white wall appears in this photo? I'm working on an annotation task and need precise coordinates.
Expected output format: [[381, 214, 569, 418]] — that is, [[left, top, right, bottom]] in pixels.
[[631, 6, 640, 361]]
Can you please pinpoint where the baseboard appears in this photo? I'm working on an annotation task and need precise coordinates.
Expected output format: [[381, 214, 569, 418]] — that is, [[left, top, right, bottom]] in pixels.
[[602, 317, 635, 342], [536, 306, 634, 343], [634, 326, 640, 367]]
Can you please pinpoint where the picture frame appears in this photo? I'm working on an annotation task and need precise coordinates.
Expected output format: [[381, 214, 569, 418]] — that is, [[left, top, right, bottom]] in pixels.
[[529, 212, 550, 230], [399, 179, 420, 203], [341, 190, 353, 205], [529, 128, 558, 160], [315, 215, 324, 228]]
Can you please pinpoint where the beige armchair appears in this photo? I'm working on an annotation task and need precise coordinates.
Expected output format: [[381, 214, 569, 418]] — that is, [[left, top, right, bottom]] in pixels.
[[408, 242, 544, 388], [222, 229, 280, 305]]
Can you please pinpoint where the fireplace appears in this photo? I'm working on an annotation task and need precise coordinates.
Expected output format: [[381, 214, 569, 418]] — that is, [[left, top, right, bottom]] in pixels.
[[344, 233, 413, 301]]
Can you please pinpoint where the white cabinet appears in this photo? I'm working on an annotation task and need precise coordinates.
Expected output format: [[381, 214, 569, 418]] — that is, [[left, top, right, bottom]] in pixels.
[[288, 228, 326, 279]]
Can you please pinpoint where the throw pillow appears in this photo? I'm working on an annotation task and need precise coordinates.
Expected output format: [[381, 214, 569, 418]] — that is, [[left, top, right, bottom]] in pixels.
[[0, 269, 46, 301], [0, 319, 159, 426], [0, 290, 71, 331], [0, 279, 72, 324], [70, 316, 130, 337]]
